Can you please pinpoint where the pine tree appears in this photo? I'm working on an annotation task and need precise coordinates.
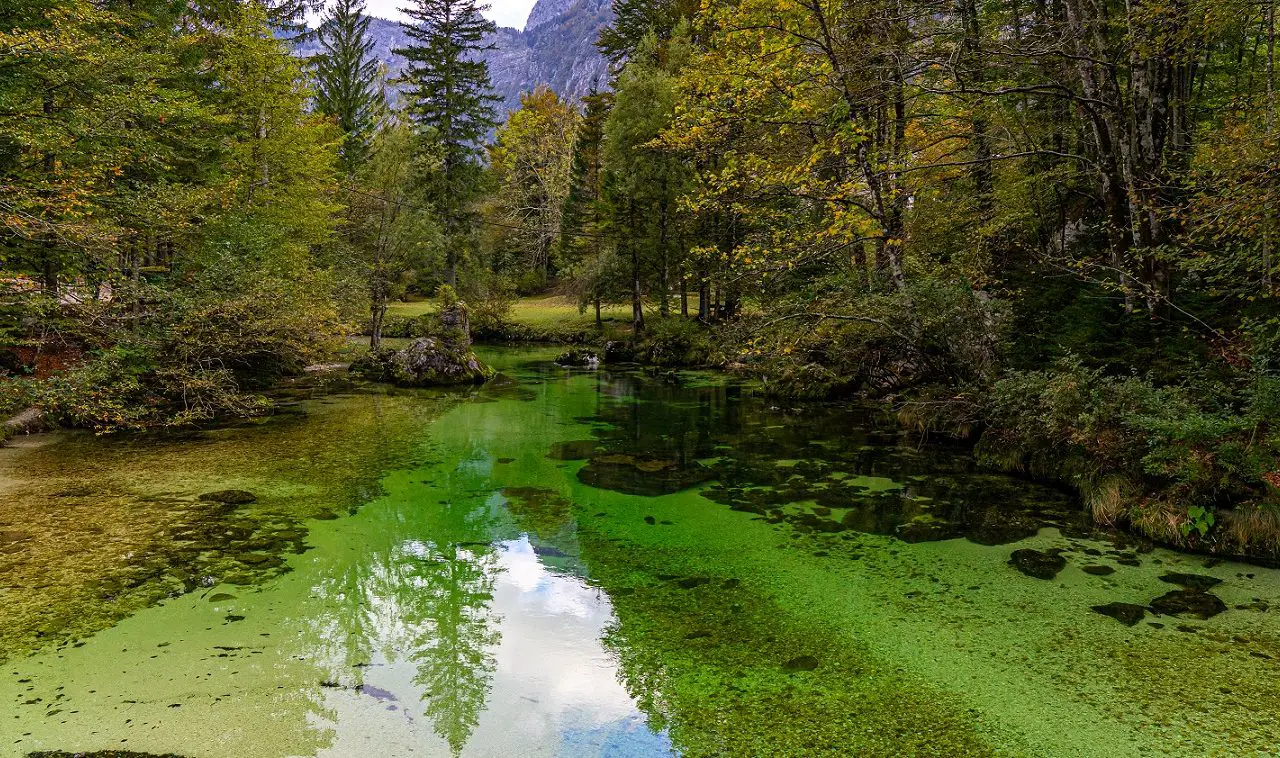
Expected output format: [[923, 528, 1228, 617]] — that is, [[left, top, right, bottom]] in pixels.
[[597, 0, 697, 67], [394, 0, 499, 287], [558, 89, 619, 324], [313, 0, 384, 177]]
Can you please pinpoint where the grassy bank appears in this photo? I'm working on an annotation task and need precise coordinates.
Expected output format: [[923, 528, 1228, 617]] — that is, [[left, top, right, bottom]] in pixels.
[[388, 295, 635, 343]]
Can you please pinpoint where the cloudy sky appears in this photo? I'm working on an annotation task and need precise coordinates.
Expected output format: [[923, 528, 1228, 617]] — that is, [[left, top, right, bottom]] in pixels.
[[361, 0, 538, 29]]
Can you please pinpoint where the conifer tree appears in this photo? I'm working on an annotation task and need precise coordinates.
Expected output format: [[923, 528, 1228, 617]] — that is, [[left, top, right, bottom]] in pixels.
[[314, 0, 384, 177], [558, 89, 619, 324], [394, 0, 499, 287]]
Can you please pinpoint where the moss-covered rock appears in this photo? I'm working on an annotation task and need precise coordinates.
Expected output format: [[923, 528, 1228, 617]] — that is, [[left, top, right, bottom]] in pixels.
[[355, 337, 493, 387], [352, 302, 493, 387], [387, 337, 493, 386], [554, 349, 600, 368]]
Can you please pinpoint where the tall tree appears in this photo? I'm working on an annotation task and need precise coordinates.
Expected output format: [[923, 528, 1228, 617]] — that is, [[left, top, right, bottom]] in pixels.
[[313, 0, 384, 178], [395, 0, 499, 287], [602, 31, 692, 329], [597, 0, 698, 66], [350, 122, 438, 349], [487, 86, 579, 286], [559, 89, 620, 324]]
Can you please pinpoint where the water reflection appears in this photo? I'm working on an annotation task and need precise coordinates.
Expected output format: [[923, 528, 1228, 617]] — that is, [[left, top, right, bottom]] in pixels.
[[303, 529, 669, 757]]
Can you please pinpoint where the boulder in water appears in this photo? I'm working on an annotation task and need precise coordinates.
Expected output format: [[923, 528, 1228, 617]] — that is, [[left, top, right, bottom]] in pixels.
[[1091, 602, 1146, 626], [386, 337, 492, 386], [198, 490, 257, 505], [1150, 589, 1227, 619], [353, 301, 493, 386], [354, 336, 492, 387], [554, 349, 600, 369], [1009, 548, 1066, 580]]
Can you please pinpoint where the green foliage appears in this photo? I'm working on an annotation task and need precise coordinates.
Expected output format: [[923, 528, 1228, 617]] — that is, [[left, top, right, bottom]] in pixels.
[[485, 86, 578, 282], [468, 279, 517, 335], [379, 314, 439, 339], [346, 120, 440, 348], [436, 284, 459, 309], [1182, 505, 1217, 538], [0, 0, 347, 431], [37, 279, 341, 433], [601, 29, 696, 325], [634, 316, 710, 366], [395, 0, 499, 286], [974, 359, 1280, 524], [314, 0, 386, 177]]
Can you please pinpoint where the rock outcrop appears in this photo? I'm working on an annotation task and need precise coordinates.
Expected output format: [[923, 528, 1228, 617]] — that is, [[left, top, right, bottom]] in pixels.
[[353, 302, 493, 387]]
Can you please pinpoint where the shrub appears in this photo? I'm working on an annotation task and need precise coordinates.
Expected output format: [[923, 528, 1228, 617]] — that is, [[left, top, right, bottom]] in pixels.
[[736, 281, 1007, 399], [379, 314, 438, 339], [470, 279, 517, 336], [36, 278, 342, 432], [974, 358, 1280, 551], [636, 316, 711, 367], [39, 345, 272, 432]]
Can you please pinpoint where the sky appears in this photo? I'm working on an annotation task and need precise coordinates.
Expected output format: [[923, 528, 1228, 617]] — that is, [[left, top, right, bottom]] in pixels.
[[362, 0, 539, 29]]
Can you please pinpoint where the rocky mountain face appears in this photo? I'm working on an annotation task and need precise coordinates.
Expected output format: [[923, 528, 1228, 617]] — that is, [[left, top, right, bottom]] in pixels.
[[302, 0, 613, 119], [484, 0, 613, 115]]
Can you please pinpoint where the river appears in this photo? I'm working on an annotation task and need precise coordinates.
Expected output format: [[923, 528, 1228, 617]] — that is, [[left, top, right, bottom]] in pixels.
[[2, 347, 1278, 757]]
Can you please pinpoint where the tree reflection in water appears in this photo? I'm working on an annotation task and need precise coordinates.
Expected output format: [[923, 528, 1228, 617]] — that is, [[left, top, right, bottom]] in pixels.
[[302, 466, 504, 756], [406, 541, 500, 755]]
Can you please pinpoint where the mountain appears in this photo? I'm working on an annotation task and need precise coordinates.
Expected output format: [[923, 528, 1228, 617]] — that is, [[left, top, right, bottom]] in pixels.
[[300, 0, 613, 119]]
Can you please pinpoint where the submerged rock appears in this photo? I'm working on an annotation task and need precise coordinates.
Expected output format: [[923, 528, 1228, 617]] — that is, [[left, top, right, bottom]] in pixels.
[[1158, 572, 1222, 591], [578, 454, 714, 496], [546, 439, 605, 460], [1091, 602, 1146, 626], [1009, 548, 1067, 580], [1081, 564, 1115, 576], [1150, 589, 1227, 619], [782, 655, 820, 672], [197, 490, 257, 505]]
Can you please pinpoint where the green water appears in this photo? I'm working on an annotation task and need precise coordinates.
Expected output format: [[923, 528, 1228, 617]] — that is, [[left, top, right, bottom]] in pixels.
[[3, 347, 1280, 757]]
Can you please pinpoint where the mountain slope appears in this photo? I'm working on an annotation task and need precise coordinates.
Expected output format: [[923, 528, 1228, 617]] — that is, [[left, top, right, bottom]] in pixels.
[[301, 0, 612, 119]]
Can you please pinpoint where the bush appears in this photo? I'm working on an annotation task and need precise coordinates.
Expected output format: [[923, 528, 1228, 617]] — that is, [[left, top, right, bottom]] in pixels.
[[379, 314, 438, 339], [39, 345, 271, 432], [636, 316, 711, 366], [470, 280, 517, 335], [36, 277, 342, 433], [973, 358, 1280, 551], [736, 282, 1007, 399]]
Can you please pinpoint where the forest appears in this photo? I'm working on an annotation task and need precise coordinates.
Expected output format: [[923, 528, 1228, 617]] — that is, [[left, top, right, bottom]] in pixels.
[[4, 0, 1280, 564]]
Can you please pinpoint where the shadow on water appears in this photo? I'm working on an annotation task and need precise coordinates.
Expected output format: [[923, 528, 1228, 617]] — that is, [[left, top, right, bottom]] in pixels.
[[545, 366, 1086, 546]]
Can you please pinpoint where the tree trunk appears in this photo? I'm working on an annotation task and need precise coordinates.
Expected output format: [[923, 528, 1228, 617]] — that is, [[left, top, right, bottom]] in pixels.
[[658, 180, 670, 317], [631, 245, 644, 334], [370, 306, 385, 351]]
